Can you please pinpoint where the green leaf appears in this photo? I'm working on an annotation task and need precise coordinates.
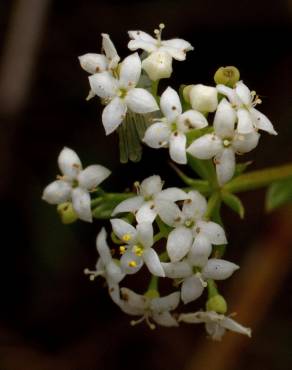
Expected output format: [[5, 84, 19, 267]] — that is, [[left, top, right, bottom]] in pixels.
[[266, 177, 292, 212], [234, 161, 253, 177], [187, 154, 217, 188], [222, 192, 245, 219]]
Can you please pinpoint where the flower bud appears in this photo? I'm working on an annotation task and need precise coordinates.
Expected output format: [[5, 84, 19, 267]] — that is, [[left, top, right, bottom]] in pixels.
[[189, 84, 218, 113], [142, 51, 173, 81], [182, 85, 194, 103], [206, 294, 227, 314], [214, 66, 240, 87], [57, 202, 78, 224]]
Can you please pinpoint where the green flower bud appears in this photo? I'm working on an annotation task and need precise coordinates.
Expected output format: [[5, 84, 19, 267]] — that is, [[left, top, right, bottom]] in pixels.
[[206, 294, 228, 314], [57, 202, 78, 224], [214, 66, 240, 87]]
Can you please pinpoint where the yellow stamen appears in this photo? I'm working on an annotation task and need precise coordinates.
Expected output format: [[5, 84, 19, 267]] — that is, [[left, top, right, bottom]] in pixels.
[[128, 260, 137, 268], [133, 245, 144, 257], [119, 245, 126, 255], [122, 233, 132, 242]]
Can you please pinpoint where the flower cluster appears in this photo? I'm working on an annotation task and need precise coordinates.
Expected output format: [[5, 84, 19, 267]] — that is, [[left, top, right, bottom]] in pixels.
[[42, 24, 279, 341]]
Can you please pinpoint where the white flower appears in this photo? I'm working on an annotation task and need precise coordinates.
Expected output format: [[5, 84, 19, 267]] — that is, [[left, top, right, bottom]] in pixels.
[[89, 53, 159, 135], [157, 190, 227, 262], [128, 23, 194, 61], [217, 81, 277, 135], [179, 311, 251, 340], [162, 258, 239, 304], [112, 175, 188, 223], [143, 87, 208, 164], [42, 147, 111, 222], [79, 33, 120, 74], [119, 287, 180, 329], [128, 24, 193, 80], [187, 98, 260, 185], [188, 84, 218, 113], [110, 219, 165, 277], [84, 228, 125, 304]]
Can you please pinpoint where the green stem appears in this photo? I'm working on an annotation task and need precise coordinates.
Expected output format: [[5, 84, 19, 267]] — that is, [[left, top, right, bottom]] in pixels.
[[148, 275, 158, 291], [207, 279, 218, 299], [205, 191, 221, 220], [224, 163, 292, 193], [151, 80, 159, 99]]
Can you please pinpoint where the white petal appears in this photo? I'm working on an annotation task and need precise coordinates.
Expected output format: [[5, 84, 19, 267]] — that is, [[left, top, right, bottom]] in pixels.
[[58, 147, 82, 179], [119, 53, 141, 89], [88, 71, 117, 99], [71, 187, 92, 222], [187, 134, 222, 159], [143, 248, 165, 277], [213, 98, 236, 138], [142, 51, 173, 81], [140, 175, 163, 197], [125, 88, 159, 114], [197, 220, 227, 245], [202, 258, 239, 280], [136, 222, 153, 248], [155, 199, 182, 227], [152, 311, 178, 327], [188, 234, 212, 267], [42, 180, 71, 204], [206, 322, 226, 341], [102, 97, 127, 135], [235, 81, 252, 106], [162, 38, 194, 52], [160, 87, 182, 122], [162, 261, 192, 278], [128, 30, 157, 43], [107, 282, 121, 305], [78, 165, 111, 190], [177, 110, 208, 133], [136, 201, 157, 224], [237, 108, 254, 134], [216, 84, 238, 105], [179, 311, 208, 324], [143, 122, 171, 148], [156, 187, 188, 202], [215, 147, 236, 185], [101, 33, 120, 69], [169, 132, 187, 164], [159, 45, 186, 61], [221, 317, 251, 337], [106, 261, 125, 283], [128, 39, 157, 53], [150, 291, 180, 312], [78, 53, 108, 74], [182, 190, 207, 220], [120, 287, 148, 313], [110, 218, 137, 242], [181, 275, 205, 304], [96, 227, 111, 265], [167, 227, 193, 262], [232, 131, 260, 154], [120, 251, 143, 275], [112, 196, 144, 216], [250, 108, 277, 135]]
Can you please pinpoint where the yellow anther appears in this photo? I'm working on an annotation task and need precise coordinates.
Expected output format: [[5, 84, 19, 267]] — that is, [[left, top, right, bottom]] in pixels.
[[133, 245, 144, 257], [119, 245, 126, 255], [122, 233, 132, 242], [128, 260, 137, 268]]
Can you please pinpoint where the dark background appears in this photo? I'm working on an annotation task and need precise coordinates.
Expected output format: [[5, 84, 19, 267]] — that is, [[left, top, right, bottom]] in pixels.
[[0, 0, 292, 369]]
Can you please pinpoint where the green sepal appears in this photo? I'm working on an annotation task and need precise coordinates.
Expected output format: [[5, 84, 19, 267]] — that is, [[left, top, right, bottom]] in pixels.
[[222, 192, 245, 219], [265, 177, 292, 212], [206, 294, 228, 314]]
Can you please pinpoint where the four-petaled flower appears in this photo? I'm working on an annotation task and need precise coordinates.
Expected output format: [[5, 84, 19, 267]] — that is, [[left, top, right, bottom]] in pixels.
[[187, 98, 260, 185], [84, 228, 125, 304], [42, 147, 111, 222], [89, 53, 159, 135], [110, 219, 165, 277], [112, 175, 188, 223], [179, 310, 251, 341], [119, 287, 180, 329], [217, 80, 277, 135], [143, 87, 208, 164]]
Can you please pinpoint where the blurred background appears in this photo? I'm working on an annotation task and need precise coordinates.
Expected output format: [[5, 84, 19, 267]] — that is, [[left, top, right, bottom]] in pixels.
[[0, 0, 292, 369]]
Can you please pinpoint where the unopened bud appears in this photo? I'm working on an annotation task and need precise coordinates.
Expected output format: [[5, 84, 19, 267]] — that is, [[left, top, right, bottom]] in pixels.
[[182, 85, 194, 103], [214, 66, 240, 87], [189, 84, 218, 113], [142, 51, 173, 81], [206, 294, 227, 314], [57, 202, 78, 224]]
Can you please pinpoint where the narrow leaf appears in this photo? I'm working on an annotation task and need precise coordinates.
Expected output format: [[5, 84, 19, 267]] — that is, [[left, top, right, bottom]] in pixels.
[[222, 192, 245, 219], [266, 177, 292, 212]]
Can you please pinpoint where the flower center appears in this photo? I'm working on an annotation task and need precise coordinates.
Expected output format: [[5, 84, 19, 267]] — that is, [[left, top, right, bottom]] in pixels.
[[122, 233, 132, 242], [133, 244, 144, 257], [223, 138, 232, 148], [117, 88, 128, 99], [184, 219, 194, 228]]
